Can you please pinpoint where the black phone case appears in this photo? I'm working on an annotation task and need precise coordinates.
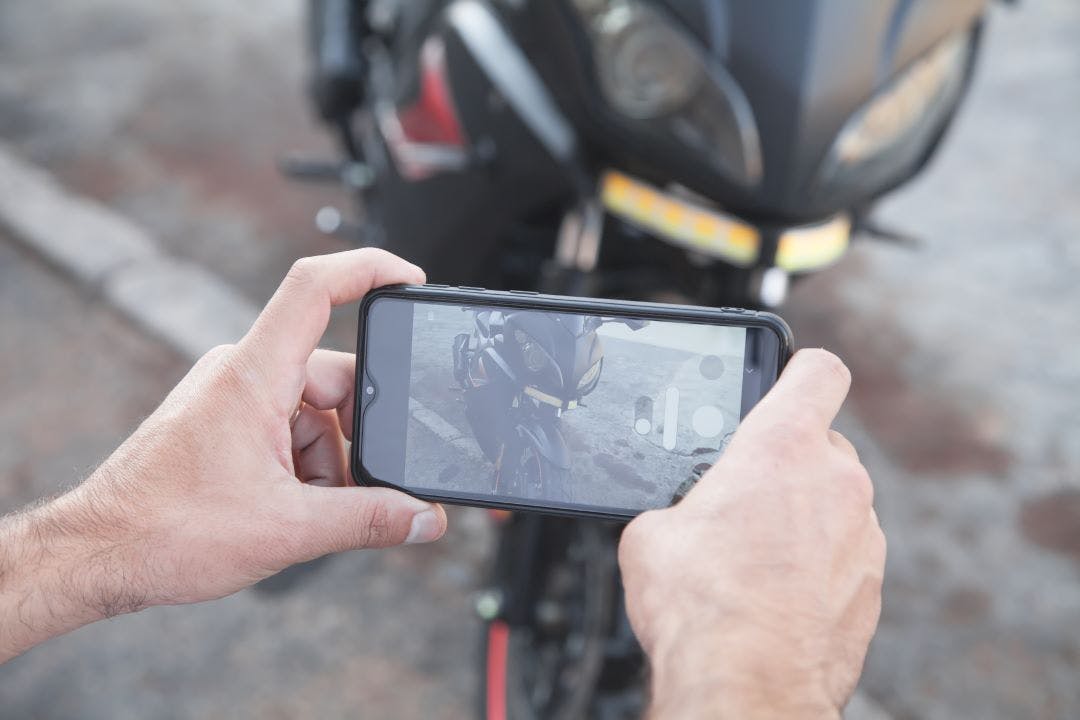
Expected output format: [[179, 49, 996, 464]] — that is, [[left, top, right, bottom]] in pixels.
[[351, 284, 794, 520]]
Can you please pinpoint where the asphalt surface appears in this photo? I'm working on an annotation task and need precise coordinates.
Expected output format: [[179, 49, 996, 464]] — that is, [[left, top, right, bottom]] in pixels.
[[782, 3, 1080, 716], [0, 0, 357, 350], [2, 0, 1080, 718]]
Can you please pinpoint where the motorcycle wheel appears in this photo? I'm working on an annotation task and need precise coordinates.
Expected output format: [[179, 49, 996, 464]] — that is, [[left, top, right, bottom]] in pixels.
[[479, 519, 615, 720], [495, 437, 573, 504]]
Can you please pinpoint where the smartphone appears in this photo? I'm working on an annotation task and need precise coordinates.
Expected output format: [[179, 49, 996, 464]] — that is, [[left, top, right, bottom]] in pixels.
[[351, 285, 792, 520]]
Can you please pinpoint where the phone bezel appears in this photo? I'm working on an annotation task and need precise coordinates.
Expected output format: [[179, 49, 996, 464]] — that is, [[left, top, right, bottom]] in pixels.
[[351, 284, 793, 520]]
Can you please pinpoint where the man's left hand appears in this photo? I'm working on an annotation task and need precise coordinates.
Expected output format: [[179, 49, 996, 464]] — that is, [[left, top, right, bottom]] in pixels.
[[0, 249, 446, 662]]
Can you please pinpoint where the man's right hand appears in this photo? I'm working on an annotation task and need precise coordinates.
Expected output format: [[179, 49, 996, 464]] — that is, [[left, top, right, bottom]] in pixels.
[[618, 349, 886, 719]]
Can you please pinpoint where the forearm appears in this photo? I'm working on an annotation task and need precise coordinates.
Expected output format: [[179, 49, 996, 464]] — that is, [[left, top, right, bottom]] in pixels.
[[0, 481, 145, 663], [646, 630, 840, 720]]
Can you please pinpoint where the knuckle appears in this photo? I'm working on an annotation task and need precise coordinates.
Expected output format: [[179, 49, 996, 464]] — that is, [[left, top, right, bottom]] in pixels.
[[873, 524, 888, 565], [795, 348, 850, 384], [202, 343, 235, 363], [213, 346, 251, 389], [618, 509, 677, 580], [816, 349, 852, 385], [618, 512, 657, 565], [355, 246, 388, 263], [192, 343, 235, 373], [828, 429, 856, 453], [840, 460, 875, 508], [357, 502, 393, 548], [285, 256, 320, 289]]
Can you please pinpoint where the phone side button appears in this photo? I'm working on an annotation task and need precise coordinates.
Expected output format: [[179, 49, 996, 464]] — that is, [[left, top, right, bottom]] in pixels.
[[459, 285, 486, 291], [509, 289, 540, 295], [424, 283, 450, 288]]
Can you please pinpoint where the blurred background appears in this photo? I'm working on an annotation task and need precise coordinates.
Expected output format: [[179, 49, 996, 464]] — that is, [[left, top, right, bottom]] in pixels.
[[1, 1, 1079, 718]]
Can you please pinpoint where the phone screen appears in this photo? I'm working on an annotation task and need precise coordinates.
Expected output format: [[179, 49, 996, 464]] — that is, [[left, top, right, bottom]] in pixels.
[[358, 295, 784, 516]]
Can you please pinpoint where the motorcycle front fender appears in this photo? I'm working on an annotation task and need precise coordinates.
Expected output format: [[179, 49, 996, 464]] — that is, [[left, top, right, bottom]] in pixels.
[[516, 420, 571, 471]]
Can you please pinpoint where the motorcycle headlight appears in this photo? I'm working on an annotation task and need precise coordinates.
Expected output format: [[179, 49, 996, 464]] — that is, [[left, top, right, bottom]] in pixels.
[[815, 31, 974, 196], [592, 3, 696, 119], [577, 359, 602, 391], [571, 0, 762, 187], [515, 329, 550, 373]]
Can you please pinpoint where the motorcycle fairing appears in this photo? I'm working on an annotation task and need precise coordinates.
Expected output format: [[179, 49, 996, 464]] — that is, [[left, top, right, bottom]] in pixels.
[[480, 345, 518, 386], [519, 0, 987, 221], [508, 311, 605, 403]]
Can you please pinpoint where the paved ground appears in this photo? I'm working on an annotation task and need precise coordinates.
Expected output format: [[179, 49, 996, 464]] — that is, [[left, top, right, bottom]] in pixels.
[[1, 0, 1080, 718], [783, 3, 1080, 717], [0, 0, 357, 349]]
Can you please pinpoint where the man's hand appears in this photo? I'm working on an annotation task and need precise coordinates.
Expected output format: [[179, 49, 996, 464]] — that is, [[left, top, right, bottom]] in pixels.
[[619, 349, 886, 719], [0, 249, 447, 662]]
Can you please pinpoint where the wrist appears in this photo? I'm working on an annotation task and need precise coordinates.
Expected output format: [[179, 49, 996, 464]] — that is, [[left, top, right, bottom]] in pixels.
[[646, 624, 839, 720]]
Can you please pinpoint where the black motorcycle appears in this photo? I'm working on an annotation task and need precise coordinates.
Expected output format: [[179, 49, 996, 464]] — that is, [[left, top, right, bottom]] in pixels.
[[452, 308, 646, 503], [294, 1, 992, 716]]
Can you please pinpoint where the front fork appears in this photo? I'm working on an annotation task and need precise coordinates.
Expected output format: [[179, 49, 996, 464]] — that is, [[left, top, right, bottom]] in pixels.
[[476, 514, 637, 719], [541, 199, 604, 297]]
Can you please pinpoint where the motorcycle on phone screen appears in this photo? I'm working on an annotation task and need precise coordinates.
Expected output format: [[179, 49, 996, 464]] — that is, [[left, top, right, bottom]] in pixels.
[[452, 309, 646, 504], [295, 0, 991, 716]]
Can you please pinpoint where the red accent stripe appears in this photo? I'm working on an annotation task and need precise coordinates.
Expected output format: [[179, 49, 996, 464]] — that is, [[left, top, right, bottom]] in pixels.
[[397, 40, 465, 146], [486, 621, 510, 720]]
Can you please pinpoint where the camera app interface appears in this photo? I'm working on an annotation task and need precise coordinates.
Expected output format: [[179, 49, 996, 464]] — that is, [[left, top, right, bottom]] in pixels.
[[403, 302, 746, 512]]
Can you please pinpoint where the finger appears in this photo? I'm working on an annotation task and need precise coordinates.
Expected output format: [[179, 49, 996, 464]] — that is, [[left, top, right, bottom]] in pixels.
[[828, 430, 859, 462], [303, 350, 356, 439], [297, 486, 448, 553], [240, 248, 424, 383], [292, 405, 348, 486], [742, 348, 851, 435]]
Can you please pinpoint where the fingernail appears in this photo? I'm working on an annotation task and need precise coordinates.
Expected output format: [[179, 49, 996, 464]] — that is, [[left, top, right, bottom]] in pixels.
[[405, 509, 441, 544]]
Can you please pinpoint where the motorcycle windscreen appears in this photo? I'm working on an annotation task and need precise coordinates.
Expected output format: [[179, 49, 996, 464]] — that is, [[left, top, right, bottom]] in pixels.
[[359, 297, 777, 517]]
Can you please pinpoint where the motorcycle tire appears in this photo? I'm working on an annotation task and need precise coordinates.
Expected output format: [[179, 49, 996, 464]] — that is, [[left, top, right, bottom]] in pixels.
[[479, 519, 615, 720], [495, 437, 573, 504]]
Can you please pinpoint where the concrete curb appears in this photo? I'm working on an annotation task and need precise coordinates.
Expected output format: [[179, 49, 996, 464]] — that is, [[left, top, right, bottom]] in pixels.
[[0, 143, 259, 362], [408, 398, 484, 460]]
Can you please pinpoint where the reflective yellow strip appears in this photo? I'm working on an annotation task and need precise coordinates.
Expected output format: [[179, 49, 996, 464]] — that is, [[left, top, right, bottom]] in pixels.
[[524, 385, 566, 408], [601, 170, 760, 267], [776, 215, 851, 272]]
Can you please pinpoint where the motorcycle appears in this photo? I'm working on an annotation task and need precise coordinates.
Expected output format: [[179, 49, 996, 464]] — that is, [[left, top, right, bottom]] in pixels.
[[293, 0, 992, 716], [452, 308, 646, 503]]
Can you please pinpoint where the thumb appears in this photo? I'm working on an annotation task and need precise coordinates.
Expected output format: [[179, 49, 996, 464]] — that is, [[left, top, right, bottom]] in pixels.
[[297, 485, 447, 554]]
